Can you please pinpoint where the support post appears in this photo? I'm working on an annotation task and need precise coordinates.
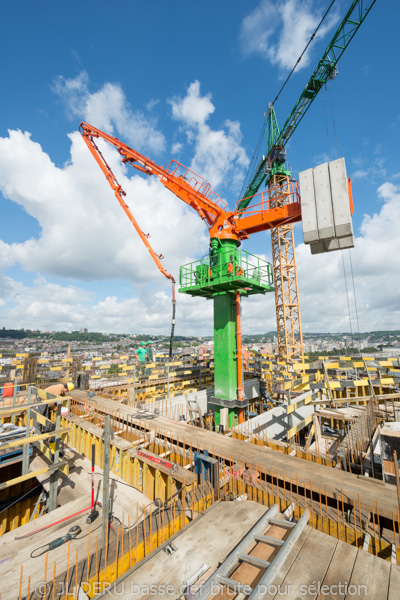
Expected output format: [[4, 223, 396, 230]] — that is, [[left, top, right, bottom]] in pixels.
[[393, 450, 400, 521], [213, 292, 237, 429], [102, 415, 111, 549], [132, 365, 136, 405], [66, 345, 71, 382], [167, 362, 170, 399], [22, 386, 32, 476], [48, 403, 61, 512], [363, 358, 376, 401], [235, 291, 244, 424], [11, 378, 18, 425]]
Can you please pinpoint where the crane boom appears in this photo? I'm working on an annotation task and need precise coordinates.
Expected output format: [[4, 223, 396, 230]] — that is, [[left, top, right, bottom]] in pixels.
[[80, 122, 302, 245], [80, 123, 179, 358], [80, 122, 226, 227], [239, 0, 377, 209]]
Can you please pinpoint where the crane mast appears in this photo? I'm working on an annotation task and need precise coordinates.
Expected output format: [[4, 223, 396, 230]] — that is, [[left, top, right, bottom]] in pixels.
[[238, 0, 377, 361]]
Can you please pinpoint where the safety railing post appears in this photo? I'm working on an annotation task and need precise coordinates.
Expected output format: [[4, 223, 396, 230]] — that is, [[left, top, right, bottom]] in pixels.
[[49, 402, 62, 512], [22, 386, 32, 476], [102, 415, 111, 549]]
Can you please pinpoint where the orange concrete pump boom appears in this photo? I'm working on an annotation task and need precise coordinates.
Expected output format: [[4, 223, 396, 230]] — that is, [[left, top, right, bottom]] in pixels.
[[80, 122, 302, 245], [80, 123, 177, 357], [80, 122, 303, 357]]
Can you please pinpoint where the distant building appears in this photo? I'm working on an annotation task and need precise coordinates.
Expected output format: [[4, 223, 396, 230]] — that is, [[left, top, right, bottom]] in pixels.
[[260, 343, 274, 354], [80, 328, 88, 334]]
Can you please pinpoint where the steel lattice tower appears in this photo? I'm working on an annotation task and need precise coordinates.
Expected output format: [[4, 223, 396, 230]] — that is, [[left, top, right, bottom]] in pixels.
[[269, 175, 304, 361]]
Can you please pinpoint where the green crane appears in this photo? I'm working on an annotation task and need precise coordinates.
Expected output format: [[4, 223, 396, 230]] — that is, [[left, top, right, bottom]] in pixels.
[[236, 0, 377, 361], [238, 0, 377, 210]]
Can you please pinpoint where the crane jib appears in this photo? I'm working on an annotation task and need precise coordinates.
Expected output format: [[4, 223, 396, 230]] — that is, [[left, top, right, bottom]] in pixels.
[[238, 0, 377, 208]]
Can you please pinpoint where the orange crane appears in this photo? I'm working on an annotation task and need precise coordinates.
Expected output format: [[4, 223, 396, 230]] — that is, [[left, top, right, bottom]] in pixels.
[[80, 122, 302, 425]]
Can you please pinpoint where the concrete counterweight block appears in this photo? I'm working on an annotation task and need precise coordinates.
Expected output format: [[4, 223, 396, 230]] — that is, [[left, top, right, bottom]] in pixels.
[[299, 157, 354, 254]]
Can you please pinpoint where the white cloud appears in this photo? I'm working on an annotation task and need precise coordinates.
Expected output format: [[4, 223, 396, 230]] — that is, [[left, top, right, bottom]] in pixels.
[[1, 173, 399, 335], [0, 128, 207, 286], [53, 72, 165, 154], [169, 81, 214, 127], [0, 273, 214, 336], [1, 72, 398, 336], [351, 169, 369, 179], [0, 275, 92, 331], [171, 142, 183, 154], [295, 181, 400, 332], [169, 81, 249, 190], [240, 0, 339, 71]]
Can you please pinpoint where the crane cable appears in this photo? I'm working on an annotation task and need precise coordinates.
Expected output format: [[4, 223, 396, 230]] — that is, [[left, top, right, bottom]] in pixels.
[[326, 80, 362, 350], [341, 251, 354, 347], [328, 80, 361, 347], [238, 121, 266, 201], [239, 0, 338, 198], [349, 250, 362, 348], [270, 0, 338, 108], [322, 83, 353, 344], [321, 88, 332, 159]]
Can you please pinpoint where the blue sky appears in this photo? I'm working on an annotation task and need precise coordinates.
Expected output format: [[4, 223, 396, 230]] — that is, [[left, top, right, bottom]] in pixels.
[[0, 0, 399, 336]]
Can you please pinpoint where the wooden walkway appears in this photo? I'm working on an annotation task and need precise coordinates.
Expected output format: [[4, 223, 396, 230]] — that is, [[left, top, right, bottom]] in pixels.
[[97, 501, 400, 599], [260, 526, 399, 600], [71, 390, 399, 521]]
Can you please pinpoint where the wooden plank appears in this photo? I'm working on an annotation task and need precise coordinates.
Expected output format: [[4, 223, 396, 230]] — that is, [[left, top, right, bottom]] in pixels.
[[0, 461, 68, 490], [244, 525, 313, 600], [286, 414, 313, 440], [30, 408, 53, 427], [268, 528, 338, 599], [368, 555, 391, 600], [69, 391, 400, 520], [347, 550, 390, 600], [388, 563, 400, 600], [0, 428, 70, 451], [0, 498, 97, 600], [0, 397, 69, 413], [32, 439, 54, 462], [316, 539, 357, 599], [286, 392, 315, 414]]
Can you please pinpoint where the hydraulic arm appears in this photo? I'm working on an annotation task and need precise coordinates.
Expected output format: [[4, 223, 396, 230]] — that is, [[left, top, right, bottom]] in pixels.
[[80, 124, 178, 357], [80, 122, 302, 245]]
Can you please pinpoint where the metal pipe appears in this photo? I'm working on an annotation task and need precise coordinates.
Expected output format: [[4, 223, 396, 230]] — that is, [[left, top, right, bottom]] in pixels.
[[235, 291, 244, 424], [102, 415, 111, 549], [22, 387, 31, 476], [11, 378, 17, 425]]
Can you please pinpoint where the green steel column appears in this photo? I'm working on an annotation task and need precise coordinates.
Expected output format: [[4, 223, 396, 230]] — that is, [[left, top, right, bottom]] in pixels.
[[212, 238, 239, 428]]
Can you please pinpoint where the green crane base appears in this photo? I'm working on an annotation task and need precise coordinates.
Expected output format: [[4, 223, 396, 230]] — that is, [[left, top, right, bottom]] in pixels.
[[179, 237, 274, 430]]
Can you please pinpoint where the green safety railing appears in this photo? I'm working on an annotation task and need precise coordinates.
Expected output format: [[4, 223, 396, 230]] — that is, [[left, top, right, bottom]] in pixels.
[[179, 248, 274, 298]]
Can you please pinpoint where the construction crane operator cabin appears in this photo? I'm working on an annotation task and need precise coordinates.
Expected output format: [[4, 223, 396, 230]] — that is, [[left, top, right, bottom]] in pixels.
[[2, 2, 400, 599]]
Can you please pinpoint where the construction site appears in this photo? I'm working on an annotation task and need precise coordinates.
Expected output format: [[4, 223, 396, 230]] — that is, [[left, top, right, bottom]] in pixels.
[[1, 0, 400, 598]]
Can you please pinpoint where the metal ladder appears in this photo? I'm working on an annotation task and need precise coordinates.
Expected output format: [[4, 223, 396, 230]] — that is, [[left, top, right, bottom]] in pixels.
[[191, 504, 309, 599], [186, 395, 204, 428]]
